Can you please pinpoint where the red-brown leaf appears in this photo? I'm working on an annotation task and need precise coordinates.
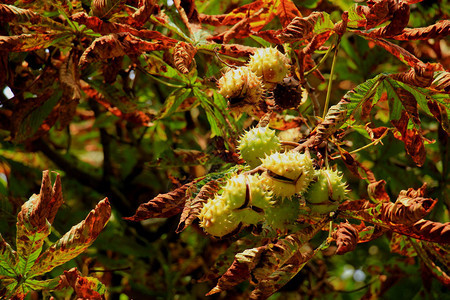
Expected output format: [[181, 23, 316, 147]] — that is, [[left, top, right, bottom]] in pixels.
[[57, 268, 103, 300], [275, 0, 302, 28], [338, 148, 376, 182], [392, 20, 450, 40], [369, 1, 410, 37], [207, 247, 264, 296], [72, 12, 178, 45], [58, 50, 81, 130], [16, 170, 63, 260], [356, 35, 422, 67], [173, 42, 197, 74], [332, 222, 359, 255], [176, 180, 221, 233], [427, 100, 449, 134], [124, 181, 197, 221], [278, 12, 321, 42], [79, 33, 169, 67], [394, 219, 450, 244], [367, 179, 390, 203], [391, 111, 426, 166], [390, 63, 437, 88]]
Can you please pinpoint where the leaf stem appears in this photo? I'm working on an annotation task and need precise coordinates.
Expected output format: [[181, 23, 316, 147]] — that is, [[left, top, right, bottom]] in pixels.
[[305, 45, 334, 77], [322, 37, 341, 119], [331, 129, 389, 159]]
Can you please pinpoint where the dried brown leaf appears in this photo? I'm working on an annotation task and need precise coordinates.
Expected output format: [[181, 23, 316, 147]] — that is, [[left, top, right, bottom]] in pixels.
[[391, 111, 426, 167], [278, 12, 322, 42], [249, 249, 313, 300], [338, 148, 376, 182], [207, 247, 264, 296], [176, 180, 221, 233], [427, 101, 449, 134], [124, 181, 198, 221], [58, 50, 81, 129], [356, 35, 422, 67], [79, 33, 169, 67], [332, 222, 359, 255], [0, 34, 65, 52], [392, 20, 450, 40], [173, 42, 197, 74], [369, 1, 410, 37], [72, 12, 177, 44], [367, 179, 390, 203], [390, 63, 437, 88]]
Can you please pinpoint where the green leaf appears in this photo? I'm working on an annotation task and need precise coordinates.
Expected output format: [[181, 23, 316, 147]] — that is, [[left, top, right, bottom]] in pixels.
[[313, 12, 334, 34], [0, 234, 18, 277], [344, 74, 386, 118], [158, 88, 192, 119], [24, 277, 60, 291], [16, 90, 63, 142], [347, 4, 365, 28]]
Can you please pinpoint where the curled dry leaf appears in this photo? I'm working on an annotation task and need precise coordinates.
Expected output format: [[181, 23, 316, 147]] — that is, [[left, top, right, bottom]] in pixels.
[[369, 1, 410, 37], [398, 219, 450, 244], [131, 0, 160, 27], [249, 249, 313, 300], [29, 198, 111, 276], [207, 247, 264, 296], [79, 33, 169, 67], [356, 0, 404, 31], [367, 179, 390, 203], [332, 222, 359, 255], [392, 20, 450, 41], [177, 180, 221, 233], [390, 63, 437, 88], [91, 0, 122, 19], [72, 12, 177, 44], [207, 217, 329, 295], [174, 42, 197, 74], [124, 180, 197, 221], [278, 12, 322, 42]]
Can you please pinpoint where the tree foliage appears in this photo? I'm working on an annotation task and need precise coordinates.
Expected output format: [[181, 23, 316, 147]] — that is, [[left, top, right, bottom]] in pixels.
[[0, 0, 449, 299]]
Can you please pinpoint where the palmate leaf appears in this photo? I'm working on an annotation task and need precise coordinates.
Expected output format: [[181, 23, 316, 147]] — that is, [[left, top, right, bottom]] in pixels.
[[0, 171, 111, 299], [0, 234, 18, 277], [15, 171, 63, 275], [0, 33, 71, 53], [28, 198, 111, 277]]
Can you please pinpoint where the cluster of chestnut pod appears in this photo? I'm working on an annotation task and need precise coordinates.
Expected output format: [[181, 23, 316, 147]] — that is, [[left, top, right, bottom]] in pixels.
[[199, 126, 348, 237]]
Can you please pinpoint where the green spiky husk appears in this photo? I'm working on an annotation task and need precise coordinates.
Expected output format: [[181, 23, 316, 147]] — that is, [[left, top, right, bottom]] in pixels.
[[305, 169, 348, 214], [261, 151, 314, 197], [217, 67, 264, 104], [199, 195, 240, 237], [238, 127, 281, 168], [264, 196, 300, 231], [248, 47, 290, 88]]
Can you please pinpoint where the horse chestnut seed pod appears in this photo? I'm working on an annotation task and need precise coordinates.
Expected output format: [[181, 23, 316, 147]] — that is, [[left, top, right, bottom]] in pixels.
[[217, 67, 264, 113], [237, 126, 281, 168], [199, 195, 241, 237], [305, 169, 348, 214], [248, 47, 290, 89], [261, 151, 314, 197]]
